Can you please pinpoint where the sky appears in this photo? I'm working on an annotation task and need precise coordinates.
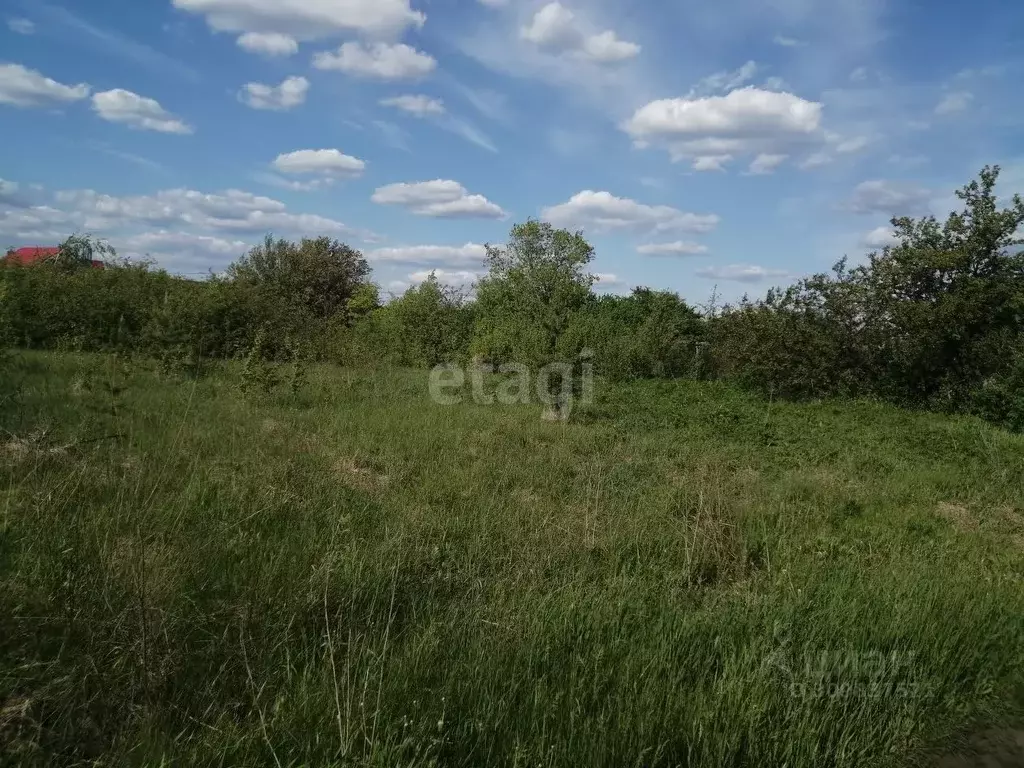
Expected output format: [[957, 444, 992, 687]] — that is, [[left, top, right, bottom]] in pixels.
[[1, 0, 1023, 302]]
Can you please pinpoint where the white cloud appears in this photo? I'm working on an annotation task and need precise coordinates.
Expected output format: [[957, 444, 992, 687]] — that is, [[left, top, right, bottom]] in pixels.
[[696, 264, 790, 283], [7, 18, 35, 35], [0, 63, 90, 108], [0, 204, 74, 241], [372, 180, 506, 218], [693, 155, 732, 172], [54, 187, 361, 237], [254, 173, 333, 192], [688, 61, 758, 97], [0, 178, 21, 204], [637, 241, 709, 256], [835, 135, 869, 153], [170, 0, 425, 39], [240, 76, 309, 110], [935, 91, 972, 115], [92, 89, 193, 134], [592, 272, 625, 289], [313, 42, 436, 80], [624, 87, 823, 166], [115, 230, 250, 268], [581, 30, 640, 63], [408, 268, 481, 285], [799, 151, 832, 169], [368, 243, 487, 266], [626, 86, 821, 140], [846, 180, 931, 215], [272, 149, 365, 178], [520, 3, 639, 63], [521, 3, 579, 48], [380, 94, 445, 116], [849, 66, 869, 82], [236, 31, 298, 56], [749, 153, 787, 174], [861, 226, 898, 249], [773, 35, 804, 47], [542, 191, 719, 233]]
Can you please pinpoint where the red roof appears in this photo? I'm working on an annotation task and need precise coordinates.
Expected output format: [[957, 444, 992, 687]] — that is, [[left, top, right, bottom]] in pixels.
[[7, 247, 61, 265], [4, 247, 104, 269]]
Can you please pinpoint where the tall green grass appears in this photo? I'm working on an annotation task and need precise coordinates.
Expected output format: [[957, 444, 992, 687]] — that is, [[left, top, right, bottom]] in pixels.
[[2, 351, 1023, 766]]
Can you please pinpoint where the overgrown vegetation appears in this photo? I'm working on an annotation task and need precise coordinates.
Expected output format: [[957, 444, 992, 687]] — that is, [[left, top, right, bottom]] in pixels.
[[1, 352, 1023, 766], [5, 166, 1022, 430], [3, 167, 1024, 765]]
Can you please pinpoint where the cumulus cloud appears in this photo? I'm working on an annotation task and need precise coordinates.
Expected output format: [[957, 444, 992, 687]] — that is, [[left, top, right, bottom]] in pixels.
[[371, 180, 506, 218], [693, 155, 732, 172], [170, 0, 425, 39], [115, 230, 251, 269], [1, 179, 378, 267], [0, 63, 90, 108], [240, 76, 309, 110], [0, 178, 28, 207], [7, 18, 35, 35], [408, 268, 481, 285], [380, 94, 445, 116], [579, 30, 640, 62], [861, 226, 899, 249], [92, 89, 193, 134], [748, 153, 787, 174], [935, 91, 972, 115], [637, 241, 709, 256], [846, 180, 932, 215], [53, 187, 359, 236], [542, 191, 719, 233], [313, 42, 436, 80], [521, 2, 578, 47], [236, 31, 298, 56], [272, 149, 365, 178], [520, 2, 639, 63], [368, 243, 487, 266], [0, 204, 74, 241], [696, 264, 790, 283], [623, 87, 823, 169]]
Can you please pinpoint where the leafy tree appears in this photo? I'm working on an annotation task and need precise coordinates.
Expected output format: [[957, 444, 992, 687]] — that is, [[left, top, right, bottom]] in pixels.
[[227, 235, 372, 323], [366, 274, 474, 367], [54, 234, 116, 270], [563, 288, 705, 381], [710, 166, 1024, 415], [472, 220, 596, 368], [855, 165, 1024, 405]]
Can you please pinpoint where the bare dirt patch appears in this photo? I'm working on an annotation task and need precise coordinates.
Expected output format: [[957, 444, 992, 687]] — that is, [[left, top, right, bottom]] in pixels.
[[334, 457, 389, 493], [932, 728, 1024, 767]]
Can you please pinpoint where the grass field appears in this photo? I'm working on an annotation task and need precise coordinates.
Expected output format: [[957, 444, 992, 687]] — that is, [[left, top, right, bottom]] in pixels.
[[2, 350, 1023, 766]]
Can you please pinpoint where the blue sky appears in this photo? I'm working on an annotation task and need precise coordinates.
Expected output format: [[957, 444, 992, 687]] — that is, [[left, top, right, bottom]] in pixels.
[[1, 0, 1023, 302]]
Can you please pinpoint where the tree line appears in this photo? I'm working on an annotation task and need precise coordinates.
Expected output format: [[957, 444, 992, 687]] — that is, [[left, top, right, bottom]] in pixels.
[[2, 166, 1022, 430]]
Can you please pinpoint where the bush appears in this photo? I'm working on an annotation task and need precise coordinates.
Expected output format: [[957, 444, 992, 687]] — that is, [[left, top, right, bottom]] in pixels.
[[709, 166, 1024, 419], [563, 289, 705, 381]]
